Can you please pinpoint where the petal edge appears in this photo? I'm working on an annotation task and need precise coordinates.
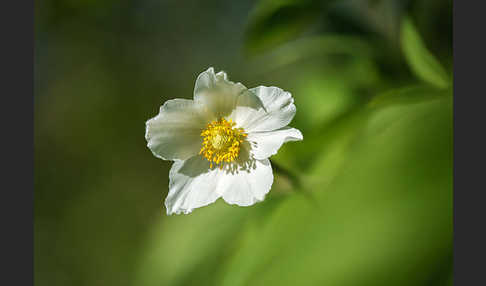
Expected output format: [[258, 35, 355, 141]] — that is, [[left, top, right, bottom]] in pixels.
[[247, 127, 303, 160]]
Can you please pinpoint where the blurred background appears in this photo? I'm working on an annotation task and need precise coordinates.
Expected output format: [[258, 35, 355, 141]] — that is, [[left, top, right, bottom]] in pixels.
[[34, 0, 452, 285]]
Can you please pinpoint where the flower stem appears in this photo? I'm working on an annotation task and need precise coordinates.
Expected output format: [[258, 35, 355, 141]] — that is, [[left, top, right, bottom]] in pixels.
[[270, 159, 319, 207], [269, 159, 301, 189]]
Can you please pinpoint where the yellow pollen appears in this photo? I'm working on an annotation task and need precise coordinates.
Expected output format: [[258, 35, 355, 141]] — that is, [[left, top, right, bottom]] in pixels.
[[199, 118, 247, 169]]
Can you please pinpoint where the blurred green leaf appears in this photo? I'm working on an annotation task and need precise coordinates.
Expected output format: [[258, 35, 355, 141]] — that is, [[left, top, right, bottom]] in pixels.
[[134, 201, 254, 286], [267, 56, 381, 177], [306, 85, 450, 187], [244, 0, 323, 55], [369, 85, 452, 108], [246, 35, 373, 74], [219, 90, 452, 286], [400, 17, 450, 89]]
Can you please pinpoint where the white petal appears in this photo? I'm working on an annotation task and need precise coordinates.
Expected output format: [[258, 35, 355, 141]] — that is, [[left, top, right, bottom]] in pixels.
[[232, 86, 297, 132], [247, 127, 303, 160], [145, 99, 209, 161], [165, 156, 221, 215], [193, 67, 250, 119], [220, 159, 274, 207], [226, 88, 266, 129]]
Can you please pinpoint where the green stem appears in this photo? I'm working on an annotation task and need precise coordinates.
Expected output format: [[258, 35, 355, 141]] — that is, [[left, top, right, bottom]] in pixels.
[[270, 159, 319, 207], [269, 159, 301, 189]]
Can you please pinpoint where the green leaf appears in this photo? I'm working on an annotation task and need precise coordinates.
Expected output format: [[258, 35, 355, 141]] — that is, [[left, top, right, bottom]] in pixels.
[[245, 35, 373, 74], [401, 17, 450, 88], [244, 0, 323, 56], [220, 91, 452, 286], [133, 201, 254, 286]]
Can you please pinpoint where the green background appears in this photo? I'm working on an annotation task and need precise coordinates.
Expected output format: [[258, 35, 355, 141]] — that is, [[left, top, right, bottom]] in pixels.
[[35, 0, 452, 285]]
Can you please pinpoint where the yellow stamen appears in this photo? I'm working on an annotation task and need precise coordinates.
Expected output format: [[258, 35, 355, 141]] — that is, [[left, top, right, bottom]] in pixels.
[[199, 118, 247, 169]]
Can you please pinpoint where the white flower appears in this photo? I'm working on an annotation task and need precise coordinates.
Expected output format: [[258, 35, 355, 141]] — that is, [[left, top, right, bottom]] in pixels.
[[145, 67, 303, 215]]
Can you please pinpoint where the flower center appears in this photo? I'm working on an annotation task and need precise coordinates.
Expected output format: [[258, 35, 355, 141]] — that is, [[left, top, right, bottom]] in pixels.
[[199, 118, 247, 168]]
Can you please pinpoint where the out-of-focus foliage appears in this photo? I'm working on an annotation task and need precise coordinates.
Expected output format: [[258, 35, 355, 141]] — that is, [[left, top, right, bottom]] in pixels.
[[35, 0, 452, 286], [401, 17, 450, 88], [244, 0, 324, 55]]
